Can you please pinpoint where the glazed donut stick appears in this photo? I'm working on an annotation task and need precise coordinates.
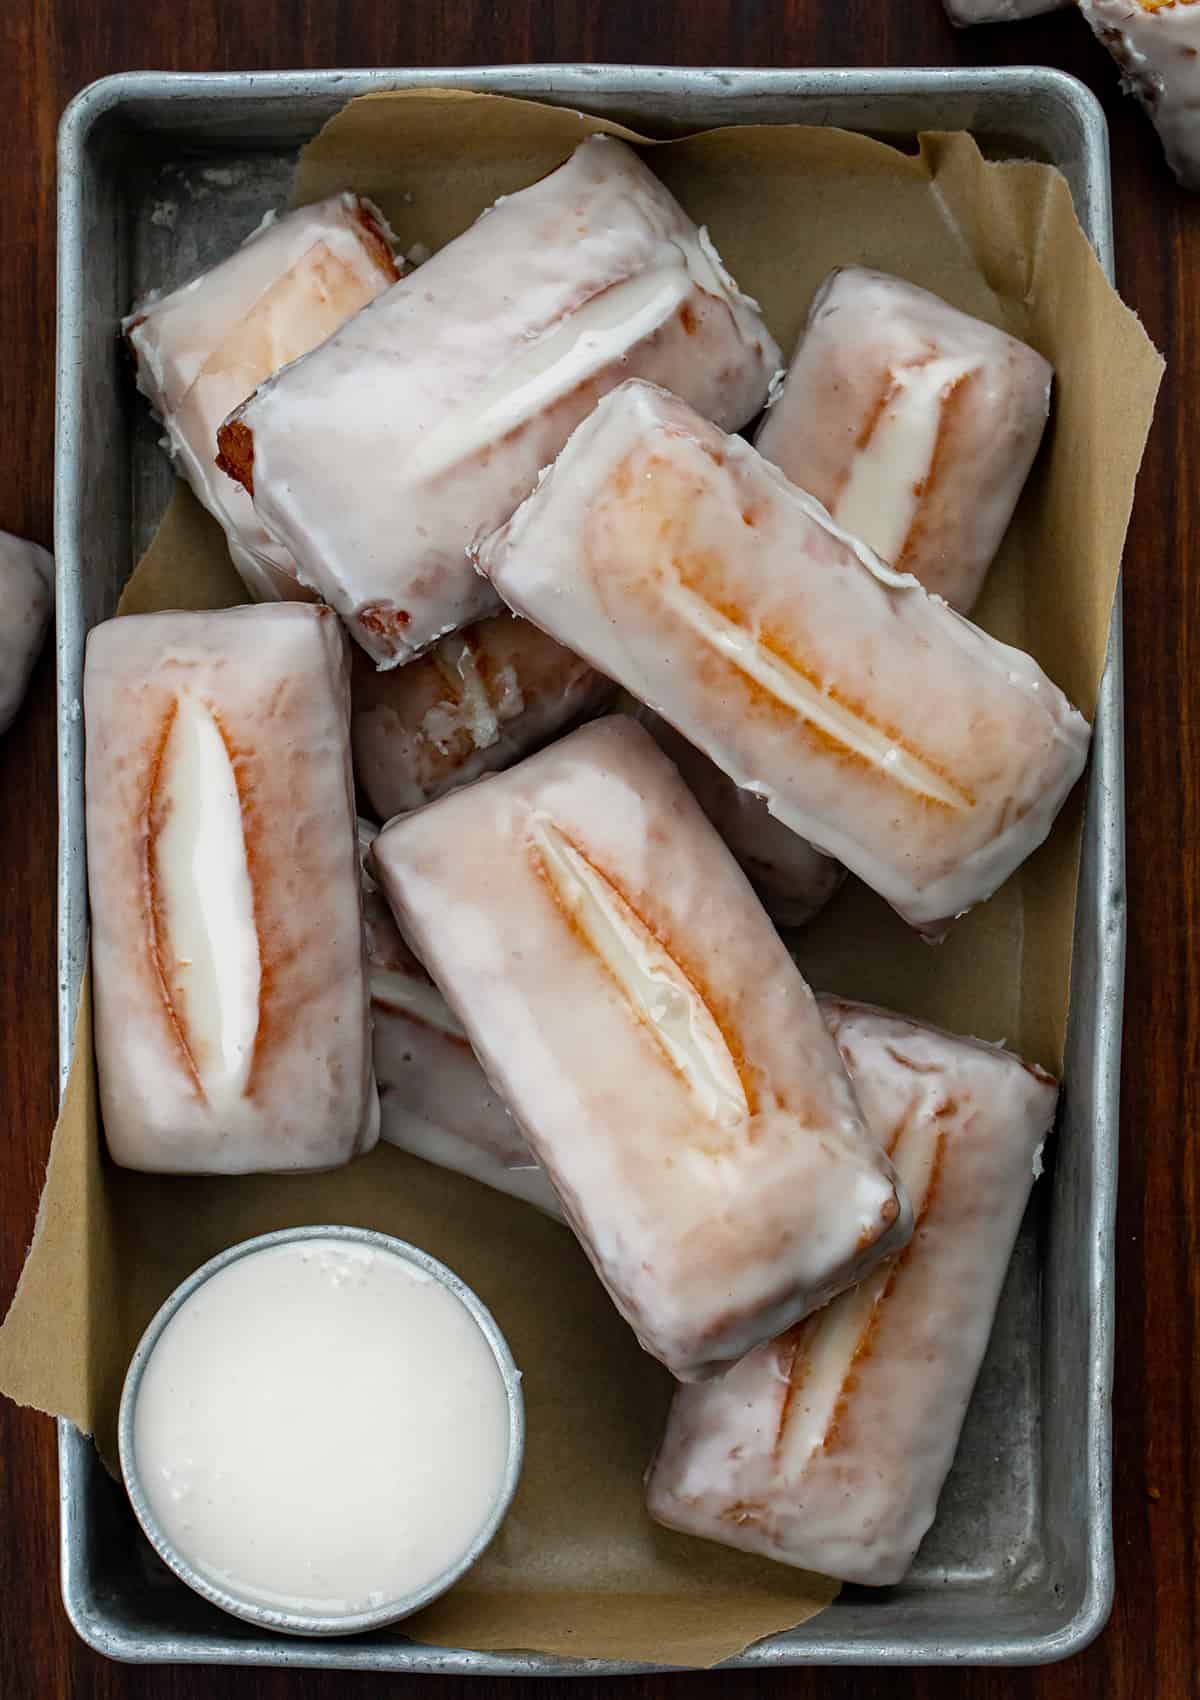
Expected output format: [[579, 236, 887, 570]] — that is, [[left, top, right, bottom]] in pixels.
[[754, 268, 1053, 613], [372, 716, 910, 1382], [352, 610, 613, 821], [646, 998, 1058, 1586], [85, 604, 378, 1173], [1081, 0, 1200, 190], [358, 823, 563, 1217], [125, 194, 400, 601], [0, 531, 53, 734], [636, 710, 844, 928], [477, 380, 1089, 937], [943, 0, 1068, 22], [218, 135, 780, 666]]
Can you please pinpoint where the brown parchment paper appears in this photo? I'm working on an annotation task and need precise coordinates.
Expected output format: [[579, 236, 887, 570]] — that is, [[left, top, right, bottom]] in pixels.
[[0, 91, 1162, 1668]]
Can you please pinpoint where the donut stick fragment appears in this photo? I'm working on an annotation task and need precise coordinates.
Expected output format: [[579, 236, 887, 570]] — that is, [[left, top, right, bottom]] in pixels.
[[218, 136, 780, 666], [371, 716, 910, 1381], [637, 709, 843, 927], [352, 610, 613, 820], [646, 997, 1059, 1586], [477, 380, 1090, 936], [0, 531, 53, 734], [125, 194, 400, 601], [943, 0, 1069, 23], [1081, 0, 1200, 190], [358, 823, 562, 1217], [85, 604, 378, 1173], [754, 268, 1053, 613]]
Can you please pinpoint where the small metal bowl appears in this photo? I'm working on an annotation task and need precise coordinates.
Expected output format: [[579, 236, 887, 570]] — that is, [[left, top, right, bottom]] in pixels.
[[117, 1224, 524, 1638]]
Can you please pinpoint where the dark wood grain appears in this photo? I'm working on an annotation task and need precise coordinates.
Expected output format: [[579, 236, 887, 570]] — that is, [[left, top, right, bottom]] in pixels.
[[1, 1, 1194, 1694]]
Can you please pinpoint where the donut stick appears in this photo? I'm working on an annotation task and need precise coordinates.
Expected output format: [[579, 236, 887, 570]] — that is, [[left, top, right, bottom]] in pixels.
[[358, 823, 562, 1217], [1081, 0, 1200, 189], [218, 136, 780, 666], [646, 998, 1059, 1586], [477, 380, 1089, 936], [125, 194, 400, 601], [352, 610, 613, 820], [85, 604, 378, 1173], [754, 269, 1053, 613], [0, 531, 53, 734], [371, 716, 910, 1381], [943, 0, 1068, 23], [637, 710, 843, 927]]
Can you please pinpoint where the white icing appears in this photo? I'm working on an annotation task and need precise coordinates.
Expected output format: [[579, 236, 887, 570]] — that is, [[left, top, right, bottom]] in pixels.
[[370, 965, 467, 1040], [131, 1237, 511, 1617], [695, 225, 769, 317], [776, 1104, 944, 1472], [371, 986, 564, 1216], [663, 578, 970, 811], [754, 456, 925, 592], [944, 0, 1068, 20], [152, 693, 261, 1109], [358, 816, 560, 1214], [636, 709, 842, 926], [778, 1275, 886, 1468], [831, 355, 978, 564], [428, 636, 503, 751], [530, 817, 749, 1129], [406, 260, 693, 484]]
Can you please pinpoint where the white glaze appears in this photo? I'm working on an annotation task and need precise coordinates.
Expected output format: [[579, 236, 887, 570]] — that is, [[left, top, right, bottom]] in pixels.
[[371, 717, 910, 1382], [664, 578, 968, 808], [0, 530, 52, 734], [404, 263, 692, 482], [132, 1237, 511, 1616], [223, 136, 780, 665], [635, 710, 843, 926], [530, 816, 750, 1129], [151, 693, 261, 1110], [1081, 1, 1200, 189], [125, 194, 397, 600], [477, 380, 1089, 936], [372, 965, 467, 1040], [356, 821, 563, 1216], [84, 604, 378, 1173], [645, 997, 1059, 1586], [372, 975, 563, 1218], [754, 268, 1053, 613], [829, 353, 978, 566], [943, 0, 1068, 21], [351, 609, 613, 820]]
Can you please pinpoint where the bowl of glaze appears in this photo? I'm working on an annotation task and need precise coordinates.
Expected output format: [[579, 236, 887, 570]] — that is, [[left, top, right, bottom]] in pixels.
[[118, 1224, 524, 1637]]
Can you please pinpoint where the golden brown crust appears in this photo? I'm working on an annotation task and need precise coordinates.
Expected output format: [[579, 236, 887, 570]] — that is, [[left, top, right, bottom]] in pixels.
[[527, 822, 758, 1118], [143, 699, 205, 1099], [216, 417, 255, 496], [352, 200, 403, 284]]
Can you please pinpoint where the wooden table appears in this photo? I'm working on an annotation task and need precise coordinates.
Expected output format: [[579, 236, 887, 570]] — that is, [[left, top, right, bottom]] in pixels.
[[1, 2, 1194, 1695]]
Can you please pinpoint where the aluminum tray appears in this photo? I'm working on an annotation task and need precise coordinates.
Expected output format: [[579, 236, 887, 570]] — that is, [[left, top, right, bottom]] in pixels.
[[54, 65, 1121, 1672]]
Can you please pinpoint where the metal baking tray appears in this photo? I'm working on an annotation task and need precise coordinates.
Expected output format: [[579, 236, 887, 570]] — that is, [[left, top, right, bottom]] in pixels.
[[54, 65, 1120, 1671]]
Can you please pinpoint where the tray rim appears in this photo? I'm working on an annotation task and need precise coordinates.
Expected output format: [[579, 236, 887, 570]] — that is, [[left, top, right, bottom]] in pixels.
[[53, 62, 1120, 1673]]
